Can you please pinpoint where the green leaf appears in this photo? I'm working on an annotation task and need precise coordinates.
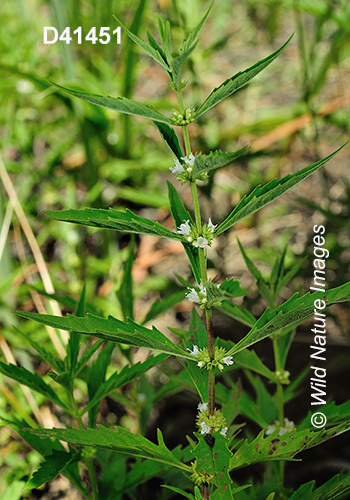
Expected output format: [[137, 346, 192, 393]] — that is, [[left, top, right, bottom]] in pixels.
[[167, 181, 201, 282], [44, 207, 181, 240], [192, 432, 234, 499], [65, 283, 86, 375], [153, 121, 183, 159], [16, 311, 193, 360], [22, 425, 191, 471], [157, 17, 172, 63], [142, 290, 186, 325], [74, 339, 104, 377], [230, 421, 350, 469], [23, 450, 78, 491], [87, 342, 114, 427], [14, 327, 64, 374], [232, 348, 275, 381], [217, 145, 347, 235], [226, 280, 350, 357], [195, 35, 293, 119], [220, 278, 249, 298], [0, 481, 26, 500], [290, 472, 350, 500], [114, 15, 171, 72], [192, 147, 249, 180], [181, 0, 215, 54], [117, 236, 135, 321], [162, 486, 195, 499], [52, 82, 173, 124], [0, 361, 69, 411], [147, 30, 169, 66], [84, 354, 168, 414], [217, 300, 255, 327]]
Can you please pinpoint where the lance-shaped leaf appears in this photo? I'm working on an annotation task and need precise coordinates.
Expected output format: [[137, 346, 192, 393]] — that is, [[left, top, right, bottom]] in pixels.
[[44, 207, 181, 240], [226, 280, 350, 357], [217, 301, 255, 327], [84, 354, 168, 414], [171, 0, 215, 89], [52, 83, 173, 124], [230, 421, 350, 469], [192, 147, 249, 180], [217, 145, 346, 235], [154, 121, 183, 159], [195, 35, 293, 119], [0, 361, 69, 411], [219, 278, 249, 298], [157, 17, 172, 63], [23, 450, 79, 491], [16, 311, 194, 360], [114, 16, 171, 72], [21, 425, 191, 471], [289, 472, 350, 500], [167, 181, 201, 282]]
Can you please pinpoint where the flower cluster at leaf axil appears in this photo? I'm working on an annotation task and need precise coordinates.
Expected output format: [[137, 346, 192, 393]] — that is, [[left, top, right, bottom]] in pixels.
[[197, 403, 228, 436], [177, 218, 216, 248], [169, 151, 208, 182], [265, 418, 296, 437], [186, 278, 231, 310], [187, 345, 234, 371], [171, 107, 195, 126]]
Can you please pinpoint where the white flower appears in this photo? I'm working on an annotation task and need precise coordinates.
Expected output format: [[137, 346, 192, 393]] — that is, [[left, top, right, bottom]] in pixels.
[[187, 345, 199, 357], [170, 159, 184, 174], [198, 282, 207, 295], [186, 288, 200, 303], [265, 418, 295, 437], [177, 220, 191, 236], [223, 356, 234, 366], [198, 402, 208, 413], [220, 427, 228, 437], [200, 422, 210, 435], [181, 153, 195, 167], [207, 218, 217, 233], [194, 236, 208, 248]]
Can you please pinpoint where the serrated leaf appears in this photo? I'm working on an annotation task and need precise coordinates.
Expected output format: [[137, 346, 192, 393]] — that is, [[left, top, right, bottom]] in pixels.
[[22, 425, 191, 471], [226, 280, 350, 357], [84, 354, 168, 414], [217, 145, 347, 235], [220, 278, 249, 298], [74, 339, 103, 377], [0, 361, 69, 411], [147, 30, 169, 66], [232, 348, 275, 381], [167, 181, 201, 282], [217, 300, 255, 327], [195, 35, 293, 119], [114, 15, 171, 72], [153, 121, 183, 159], [52, 82, 173, 124], [192, 432, 234, 499], [16, 311, 193, 360], [23, 450, 78, 490], [44, 207, 181, 240], [299, 401, 350, 429], [192, 147, 249, 180], [230, 421, 350, 469], [292, 472, 350, 500]]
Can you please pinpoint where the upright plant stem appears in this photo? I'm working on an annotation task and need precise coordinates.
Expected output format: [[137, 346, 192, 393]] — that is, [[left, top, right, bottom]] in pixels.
[[272, 334, 285, 486], [70, 393, 99, 500]]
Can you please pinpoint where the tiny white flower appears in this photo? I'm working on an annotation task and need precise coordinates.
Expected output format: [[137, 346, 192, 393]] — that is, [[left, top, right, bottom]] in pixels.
[[187, 345, 199, 357], [198, 402, 208, 413], [198, 361, 205, 368], [194, 236, 208, 248], [177, 220, 191, 236], [187, 236, 193, 242], [186, 288, 200, 303], [170, 159, 184, 174], [220, 427, 228, 437], [200, 422, 210, 435], [198, 282, 207, 295], [182, 153, 195, 167], [207, 218, 217, 233], [265, 424, 276, 436], [223, 356, 234, 366]]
